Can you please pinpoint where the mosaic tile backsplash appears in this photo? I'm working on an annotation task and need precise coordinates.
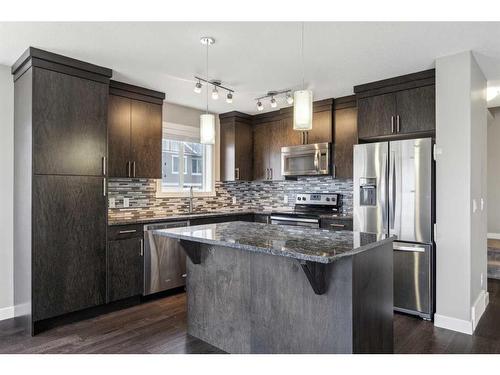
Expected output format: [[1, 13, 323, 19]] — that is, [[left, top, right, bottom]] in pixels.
[[108, 176, 353, 223]]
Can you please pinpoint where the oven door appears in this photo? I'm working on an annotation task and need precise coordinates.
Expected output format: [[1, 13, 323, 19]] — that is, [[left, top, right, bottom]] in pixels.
[[281, 143, 330, 176], [270, 215, 320, 228]]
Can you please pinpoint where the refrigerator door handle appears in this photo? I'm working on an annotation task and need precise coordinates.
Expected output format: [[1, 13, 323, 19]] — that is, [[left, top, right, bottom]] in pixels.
[[389, 151, 395, 230], [381, 151, 388, 234]]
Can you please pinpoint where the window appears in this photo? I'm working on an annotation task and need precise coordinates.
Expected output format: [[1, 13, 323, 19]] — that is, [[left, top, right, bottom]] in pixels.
[[157, 122, 215, 196]]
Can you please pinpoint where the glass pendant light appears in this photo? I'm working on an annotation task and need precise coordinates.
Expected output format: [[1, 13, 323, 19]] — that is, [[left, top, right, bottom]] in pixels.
[[293, 23, 313, 131], [200, 37, 215, 145]]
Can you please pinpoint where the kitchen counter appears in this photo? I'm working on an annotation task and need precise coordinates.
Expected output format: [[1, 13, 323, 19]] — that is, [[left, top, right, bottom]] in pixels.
[[154, 221, 394, 354], [108, 210, 352, 226], [154, 221, 388, 264]]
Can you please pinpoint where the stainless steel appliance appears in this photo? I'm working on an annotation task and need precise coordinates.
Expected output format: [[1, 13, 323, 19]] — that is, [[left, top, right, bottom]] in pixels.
[[353, 138, 434, 320], [143, 221, 189, 295], [270, 193, 341, 228], [281, 143, 331, 177]]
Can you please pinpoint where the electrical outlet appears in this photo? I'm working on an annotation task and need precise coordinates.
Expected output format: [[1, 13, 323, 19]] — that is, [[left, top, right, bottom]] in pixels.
[[123, 198, 130, 208], [283, 195, 288, 204], [232, 197, 237, 205], [109, 197, 115, 208]]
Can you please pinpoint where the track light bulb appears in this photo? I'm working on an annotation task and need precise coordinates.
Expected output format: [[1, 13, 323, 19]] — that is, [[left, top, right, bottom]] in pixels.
[[212, 86, 219, 100], [226, 92, 233, 103], [286, 93, 294, 104], [194, 81, 202, 93], [257, 101, 264, 111], [270, 97, 277, 108]]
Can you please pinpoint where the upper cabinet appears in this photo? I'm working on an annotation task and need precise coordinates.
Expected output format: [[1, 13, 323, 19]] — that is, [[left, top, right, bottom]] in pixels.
[[108, 80, 165, 178], [355, 69, 435, 141], [219, 112, 254, 181], [333, 96, 358, 179]]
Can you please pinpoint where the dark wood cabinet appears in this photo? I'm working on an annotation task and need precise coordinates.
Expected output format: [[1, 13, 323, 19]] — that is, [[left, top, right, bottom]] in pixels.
[[395, 85, 435, 135], [308, 108, 333, 144], [333, 96, 358, 179], [32, 175, 107, 321], [33, 68, 108, 176], [107, 237, 144, 303], [219, 112, 254, 181], [108, 81, 165, 179], [190, 214, 254, 226], [355, 69, 435, 141], [253, 122, 272, 181], [320, 217, 353, 231], [13, 47, 112, 334], [357, 93, 396, 139]]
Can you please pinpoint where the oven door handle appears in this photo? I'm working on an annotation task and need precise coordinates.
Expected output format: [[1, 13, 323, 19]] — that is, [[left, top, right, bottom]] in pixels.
[[270, 216, 319, 224]]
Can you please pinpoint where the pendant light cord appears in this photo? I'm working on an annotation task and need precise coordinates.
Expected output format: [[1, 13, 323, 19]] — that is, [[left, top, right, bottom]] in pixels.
[[301, 22, 305, 90], [206, 42, 209, 114]]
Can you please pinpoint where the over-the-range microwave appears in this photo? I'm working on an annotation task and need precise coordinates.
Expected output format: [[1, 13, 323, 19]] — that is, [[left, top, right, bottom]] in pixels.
[[281, 142, 332, 177]]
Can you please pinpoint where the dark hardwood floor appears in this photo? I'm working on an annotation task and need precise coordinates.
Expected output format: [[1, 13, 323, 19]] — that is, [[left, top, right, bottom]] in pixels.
[[1, 279, 500, 354]]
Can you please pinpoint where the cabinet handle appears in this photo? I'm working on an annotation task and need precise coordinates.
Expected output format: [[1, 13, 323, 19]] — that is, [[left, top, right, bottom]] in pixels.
[[396, 115, 401, 133], [127, 161, 131, 177], [119, 229, 137, 234], [265, 168, 269, 180], [391, 116, 395, 133], [235, 168, 240, 180], [140, 239, 144, 256], [270, 168, 273, 180], [182, 273, 187, 278], [330, 223, 346, 228], [132, 161, 136, 177], [102, 156, 106, 176], [103, 178, 106, 197]]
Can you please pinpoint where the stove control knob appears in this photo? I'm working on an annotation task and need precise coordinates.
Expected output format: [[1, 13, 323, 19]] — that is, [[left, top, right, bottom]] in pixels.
[[302, 197, 306, 201], [326, 197, 330, 202], [297, 197, 301, 201]]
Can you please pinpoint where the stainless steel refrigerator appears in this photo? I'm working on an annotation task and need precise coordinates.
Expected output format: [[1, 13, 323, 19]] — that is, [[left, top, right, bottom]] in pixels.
[[353, 138, 434, 320]]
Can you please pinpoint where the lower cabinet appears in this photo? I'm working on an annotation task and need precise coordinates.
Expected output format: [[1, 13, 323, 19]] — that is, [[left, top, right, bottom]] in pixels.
[[107, 232, 144, 303], [320, 218, 354, 231], [190, 214, 254, 226]]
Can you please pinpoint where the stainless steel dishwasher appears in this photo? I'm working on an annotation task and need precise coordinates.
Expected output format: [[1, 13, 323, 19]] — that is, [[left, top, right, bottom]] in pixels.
[[143, 221, 189, 295]]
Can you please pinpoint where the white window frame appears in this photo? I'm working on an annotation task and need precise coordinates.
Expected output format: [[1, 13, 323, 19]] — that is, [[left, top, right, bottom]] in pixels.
[[191, 157, 202, 176], [156, 121, 216, 198]]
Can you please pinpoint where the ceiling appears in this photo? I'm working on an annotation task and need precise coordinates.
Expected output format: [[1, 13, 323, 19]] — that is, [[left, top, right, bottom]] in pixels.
[[2, 22, 500, 113]]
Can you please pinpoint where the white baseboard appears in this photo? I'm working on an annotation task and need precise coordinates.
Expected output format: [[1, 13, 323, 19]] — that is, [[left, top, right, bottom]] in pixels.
[[434, 290, 489, 335], [472, 290, 489, 331], [488, 232, 500, 239], [434, 314, 473, 335], [0, 305, 14, 321]]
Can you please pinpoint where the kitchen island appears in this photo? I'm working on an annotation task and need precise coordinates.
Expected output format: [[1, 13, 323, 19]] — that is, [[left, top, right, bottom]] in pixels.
[[154, 221, 394, 354]]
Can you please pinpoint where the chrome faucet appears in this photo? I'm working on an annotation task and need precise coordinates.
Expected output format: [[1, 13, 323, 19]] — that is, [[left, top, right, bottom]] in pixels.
[[189, 186, 194, 214]]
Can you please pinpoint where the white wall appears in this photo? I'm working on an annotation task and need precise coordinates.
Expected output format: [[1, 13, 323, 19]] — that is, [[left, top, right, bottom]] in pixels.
[[435, 51, 488, 334], [0, 64, 14, 320], [487, 108, 500, 235]]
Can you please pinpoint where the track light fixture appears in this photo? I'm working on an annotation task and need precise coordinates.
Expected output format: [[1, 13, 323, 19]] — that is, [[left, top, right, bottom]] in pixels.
[[211, 86, 219, 100], [254, 89, 292, 112], [194, 80, 202, 93], [193, 76, 234, 104]]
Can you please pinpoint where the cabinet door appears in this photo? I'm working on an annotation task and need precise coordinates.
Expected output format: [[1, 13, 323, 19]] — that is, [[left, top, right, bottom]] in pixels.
[[131, 100, 162, 178], [108, 95, 132, 177], [33, 67, 108, 176], [320, 218, 354, 231], [32, 175, 106, 321], [234, 121, 254, 181], [108, 237, 144, 302], [357, 93, 396, 139], [308, 110, 332, 144], [269, 119, 291, 180], [253, 123, 271, 180], [333, 107, 358, 178], [395, 85, 435, 135]]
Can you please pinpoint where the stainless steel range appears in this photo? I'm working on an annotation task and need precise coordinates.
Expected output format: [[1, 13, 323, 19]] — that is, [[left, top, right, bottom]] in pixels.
[[270, 193, 342, 228]]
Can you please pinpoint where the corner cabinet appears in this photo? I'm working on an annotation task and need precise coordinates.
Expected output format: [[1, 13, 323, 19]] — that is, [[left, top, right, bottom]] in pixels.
[[12, 47, 112, 334], [108, 80, 165, 178], [219, 112, 254, 181], [355, 69, 435, 141]]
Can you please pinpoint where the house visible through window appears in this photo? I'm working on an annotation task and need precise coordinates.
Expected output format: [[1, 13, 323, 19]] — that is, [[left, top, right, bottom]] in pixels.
[[159, 123, 214, 195]]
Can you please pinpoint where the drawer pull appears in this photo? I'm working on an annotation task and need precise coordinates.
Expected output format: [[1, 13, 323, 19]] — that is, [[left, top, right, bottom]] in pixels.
[[118, 229, 137, 234], [182, 274, 187, 278], [330, 223, 346, 228]]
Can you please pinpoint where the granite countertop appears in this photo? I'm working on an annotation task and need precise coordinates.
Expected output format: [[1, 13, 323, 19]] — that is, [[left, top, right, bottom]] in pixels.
[[109, 210, 352, 226], [153, 221, 392, 264], [108, 210, 263, 226]]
